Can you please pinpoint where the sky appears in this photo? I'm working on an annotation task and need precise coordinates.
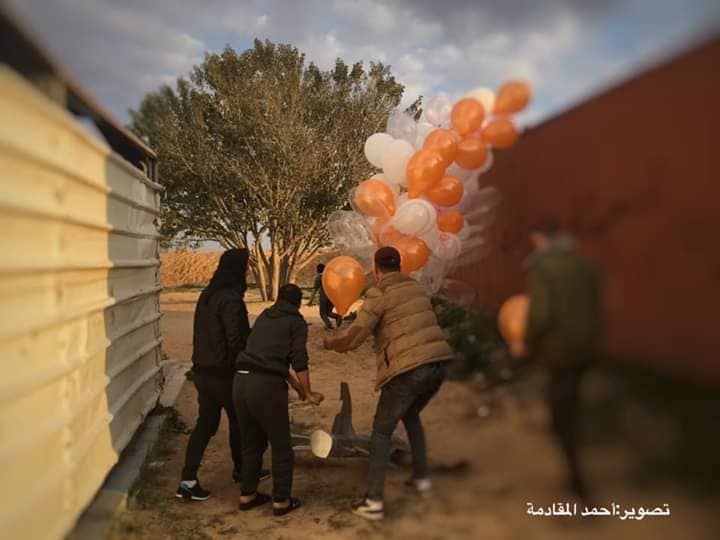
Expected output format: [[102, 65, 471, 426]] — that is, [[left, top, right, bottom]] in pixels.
[[7, 0, 720, 129]]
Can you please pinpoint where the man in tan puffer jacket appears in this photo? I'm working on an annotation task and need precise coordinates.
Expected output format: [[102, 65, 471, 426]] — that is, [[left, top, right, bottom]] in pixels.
[[324, 246, 454, 521]]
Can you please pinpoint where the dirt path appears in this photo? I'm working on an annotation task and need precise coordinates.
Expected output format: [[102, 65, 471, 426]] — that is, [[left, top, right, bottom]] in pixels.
[[109, 294, 717, 540]]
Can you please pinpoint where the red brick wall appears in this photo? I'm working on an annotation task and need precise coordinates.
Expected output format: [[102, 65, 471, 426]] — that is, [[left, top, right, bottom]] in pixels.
[[454, 38, 720, 382]]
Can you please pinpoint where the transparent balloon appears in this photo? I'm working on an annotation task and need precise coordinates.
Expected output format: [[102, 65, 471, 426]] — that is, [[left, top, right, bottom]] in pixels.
[[446, 162, 473, 182], [382, 139, 415, 186], [437, 278, 478, 309], [477, 148, 494, 175], [435, 232, 462, 261], [418, 223, 441, 253], [391, 198, 436, 237], [423, 95, 452, 127], [416, 255, 451, 293], [386, 110, 418, 145], [327, 211, 377, 272], [414, 121, 437, 150], [364, 133, 393, 168]]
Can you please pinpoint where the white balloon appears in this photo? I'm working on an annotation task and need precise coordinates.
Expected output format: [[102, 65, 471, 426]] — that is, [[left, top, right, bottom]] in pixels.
[[391, 199, 436, 237], [465, 87, 496, 115], [371, 173, 400, 196], [424, 95, 452, 126], [435, 233, 462, 260], [381, 139, 414, 186], [364, 132, 393, 168], [386, 110, 417, 144]]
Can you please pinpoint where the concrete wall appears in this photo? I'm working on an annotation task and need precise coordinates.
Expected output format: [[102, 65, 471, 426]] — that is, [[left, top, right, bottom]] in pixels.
[[0, 66, 164, 539], [454, 38, 720, 382]]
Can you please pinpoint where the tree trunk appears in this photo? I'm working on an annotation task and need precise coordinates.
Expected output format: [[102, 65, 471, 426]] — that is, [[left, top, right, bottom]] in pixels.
[[270, 249, 281, 301], [251, 243, 270, 301]]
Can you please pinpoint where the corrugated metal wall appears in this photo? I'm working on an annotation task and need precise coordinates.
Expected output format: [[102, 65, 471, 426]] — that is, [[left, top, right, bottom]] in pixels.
[[0, 66, 164, 539], [453, 38, 720, 383]]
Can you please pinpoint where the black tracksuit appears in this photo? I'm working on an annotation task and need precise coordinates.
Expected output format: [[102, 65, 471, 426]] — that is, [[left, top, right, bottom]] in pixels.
[[181, 250, 251, 482], [233, 300, 309, 500]]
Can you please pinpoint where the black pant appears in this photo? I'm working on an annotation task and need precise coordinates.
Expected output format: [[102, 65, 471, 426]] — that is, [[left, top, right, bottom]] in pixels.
[[319, 297, 342, 329], [367, 362, 446, 500], [181, 373, 243, 481], [233, 372, 293, 500], [548, 366, 588, 496]]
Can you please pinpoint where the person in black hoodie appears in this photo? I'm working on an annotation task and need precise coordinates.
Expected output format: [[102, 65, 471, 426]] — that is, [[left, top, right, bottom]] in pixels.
[[233, 284, 324, 516], [176, 249, 268, 501]]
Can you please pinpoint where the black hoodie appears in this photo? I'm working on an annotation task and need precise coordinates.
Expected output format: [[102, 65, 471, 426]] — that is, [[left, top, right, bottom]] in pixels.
[[192, 249, 251, 377], [236, 299, 309, 378]]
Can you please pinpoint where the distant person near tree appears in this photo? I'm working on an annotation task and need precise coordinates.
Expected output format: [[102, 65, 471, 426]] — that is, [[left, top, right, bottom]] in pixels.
[[512, 218, 603, 503], [308, 263, 343, 330], [176, 249, 269, 502]]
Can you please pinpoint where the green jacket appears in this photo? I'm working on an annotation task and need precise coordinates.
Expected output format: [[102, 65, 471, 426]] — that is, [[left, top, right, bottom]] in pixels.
[[524, 237, 602, 369]]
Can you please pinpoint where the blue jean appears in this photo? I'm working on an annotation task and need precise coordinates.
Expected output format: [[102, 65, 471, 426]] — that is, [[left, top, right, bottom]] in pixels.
[[367, 362, 446, 500]]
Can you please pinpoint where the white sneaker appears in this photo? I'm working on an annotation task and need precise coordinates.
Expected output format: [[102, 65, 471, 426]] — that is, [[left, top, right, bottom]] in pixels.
[[406, 477, 433, 497], [351, 497, 384, 521]]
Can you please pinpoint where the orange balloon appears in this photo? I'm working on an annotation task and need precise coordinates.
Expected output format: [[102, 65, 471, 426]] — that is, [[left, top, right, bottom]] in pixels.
[[392, 236, 430, 274], [493, 81, 532, 115], [436, 210, 465, 233], [372, 218, 404, 246], [423, 129, 460, 166], [482, 118, 518, 149], [425, 175, 464, 207], [322, 256, 366, 316], [455, 135, 489, 170], [450, 98, 485, 136], [498, 294, 530, 344], [406, 148, 446, 198], [354, 179, 396, 218]]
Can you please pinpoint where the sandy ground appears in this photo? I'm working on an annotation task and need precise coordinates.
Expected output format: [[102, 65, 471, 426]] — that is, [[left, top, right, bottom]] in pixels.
[[109, 293, 718, 540]]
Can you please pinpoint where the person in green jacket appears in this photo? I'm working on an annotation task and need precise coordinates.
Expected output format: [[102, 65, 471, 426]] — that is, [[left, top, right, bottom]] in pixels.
[[512, 218, 602, 502]]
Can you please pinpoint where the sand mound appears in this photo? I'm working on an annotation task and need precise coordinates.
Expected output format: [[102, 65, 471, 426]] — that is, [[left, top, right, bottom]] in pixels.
[[160, 250, 341, 289]]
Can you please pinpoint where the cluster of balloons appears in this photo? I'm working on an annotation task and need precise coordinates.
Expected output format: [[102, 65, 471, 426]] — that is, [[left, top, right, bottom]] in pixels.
[[324, 81, 532, 315]]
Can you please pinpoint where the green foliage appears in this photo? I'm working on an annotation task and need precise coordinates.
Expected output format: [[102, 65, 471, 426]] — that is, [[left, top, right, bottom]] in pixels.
[[432, 296, 503, 378], [130, 39, 410, 299]]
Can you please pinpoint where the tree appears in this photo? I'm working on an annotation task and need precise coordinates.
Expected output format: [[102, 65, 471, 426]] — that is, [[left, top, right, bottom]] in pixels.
[[131, 40, 412, 300]]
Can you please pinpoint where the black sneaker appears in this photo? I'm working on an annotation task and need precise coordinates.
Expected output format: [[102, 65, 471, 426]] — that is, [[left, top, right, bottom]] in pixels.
[[176, 482, 210, 501], [233, 469, 271, 483]]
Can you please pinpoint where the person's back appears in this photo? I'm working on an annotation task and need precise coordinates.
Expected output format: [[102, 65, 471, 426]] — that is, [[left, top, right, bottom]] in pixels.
[[369, 272, 453, 389], [238, 299, 308, 377], [520, 221, 601, 503], [526, 236, 601, 368], [178, 248, 253, 501], [324, 247, 453, 521], [233, 284, 322, 517], [193, 286, 248, 377]]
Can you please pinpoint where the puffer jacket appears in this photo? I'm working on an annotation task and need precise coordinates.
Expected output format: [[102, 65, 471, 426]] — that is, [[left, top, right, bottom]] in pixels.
[[524, 236, 603, 369], [340, 272, 454, 389]]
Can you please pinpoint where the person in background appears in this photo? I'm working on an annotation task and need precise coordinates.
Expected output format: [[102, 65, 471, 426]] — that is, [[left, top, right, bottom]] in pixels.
[[512, 218, 602, 503], [308, 263, 343, 330], [177, 249, 269, 501], [324, 247, 454, 521], [234, 284, 324, 516]]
